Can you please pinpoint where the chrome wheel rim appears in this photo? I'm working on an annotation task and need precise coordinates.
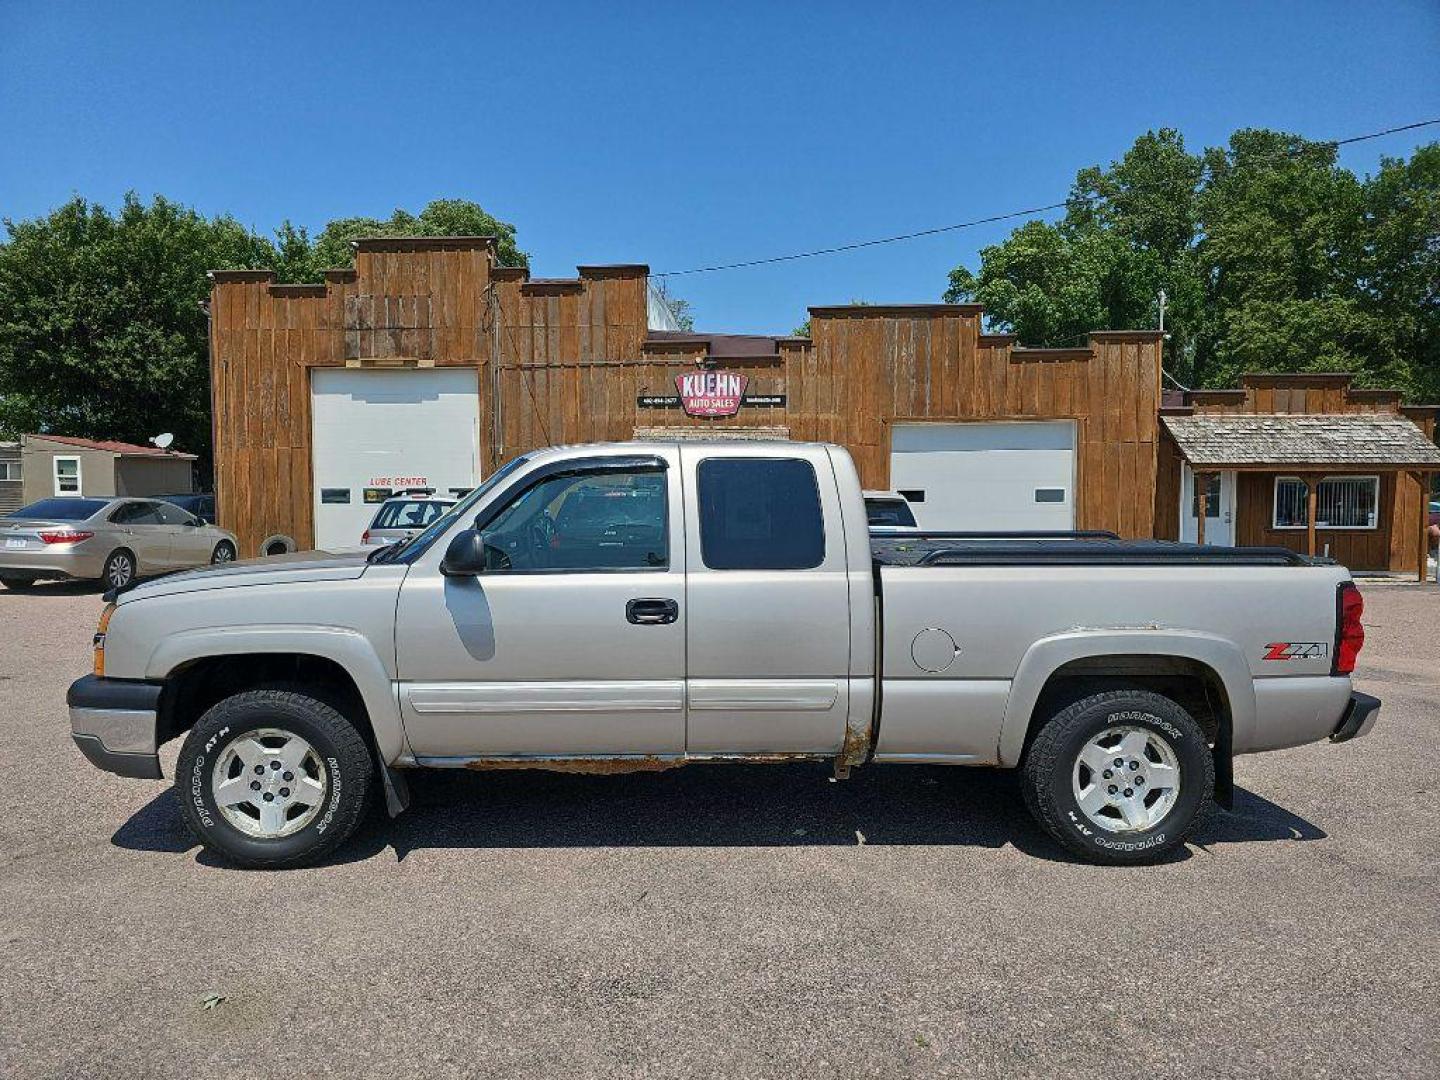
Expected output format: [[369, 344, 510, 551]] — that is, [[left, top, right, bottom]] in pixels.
[[212, 544, 235, 564], [211, 727, 329, 838], [1071, 724, 1181, 833], [106, 555, 133, 588]]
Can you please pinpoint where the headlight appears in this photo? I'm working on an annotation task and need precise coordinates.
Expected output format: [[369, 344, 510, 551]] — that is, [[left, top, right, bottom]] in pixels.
[[93, 602, 116, 676]]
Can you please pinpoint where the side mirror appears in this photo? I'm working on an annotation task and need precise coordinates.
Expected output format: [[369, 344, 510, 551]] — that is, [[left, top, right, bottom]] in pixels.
[[439, 529, 488, 577]]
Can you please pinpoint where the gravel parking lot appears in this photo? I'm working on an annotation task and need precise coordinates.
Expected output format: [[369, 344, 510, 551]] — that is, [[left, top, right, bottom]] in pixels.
[[0, 579, 1436, 1078]]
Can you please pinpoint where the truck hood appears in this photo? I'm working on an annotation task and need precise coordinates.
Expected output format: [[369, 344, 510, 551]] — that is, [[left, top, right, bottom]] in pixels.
[[118, 549, 373, 602]]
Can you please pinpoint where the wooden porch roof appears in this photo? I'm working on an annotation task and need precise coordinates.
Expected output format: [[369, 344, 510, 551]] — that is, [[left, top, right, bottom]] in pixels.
[[1162, 413, 1440, 471]]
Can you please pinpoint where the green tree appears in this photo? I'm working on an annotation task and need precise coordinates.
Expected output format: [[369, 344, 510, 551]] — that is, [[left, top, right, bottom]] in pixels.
[[0, 193, 273, 459], [296, 199, 527, 281], [945, 127, 1440, 400]]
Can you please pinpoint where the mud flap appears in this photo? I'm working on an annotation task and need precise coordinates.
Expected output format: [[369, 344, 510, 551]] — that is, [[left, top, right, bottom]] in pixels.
[[379, 759, 412, 817], [1212, 733, 1233, 811]]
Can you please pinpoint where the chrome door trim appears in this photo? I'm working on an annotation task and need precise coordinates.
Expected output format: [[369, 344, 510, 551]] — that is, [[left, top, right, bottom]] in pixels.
[[687, 679, 840, 711], [403, 681, 685, 715]]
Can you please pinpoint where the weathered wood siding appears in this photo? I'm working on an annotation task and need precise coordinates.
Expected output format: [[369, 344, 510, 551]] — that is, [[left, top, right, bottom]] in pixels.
[[211, 241, 1164, 553], [793, 311, 1162, 537]]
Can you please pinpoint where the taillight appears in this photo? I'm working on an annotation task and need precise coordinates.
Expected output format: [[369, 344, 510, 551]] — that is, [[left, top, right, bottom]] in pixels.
[[40, 529, 94, 544], [93, 602, 115, 676], [361, 530, 371, 545], [1333, 583, 1364, 675]]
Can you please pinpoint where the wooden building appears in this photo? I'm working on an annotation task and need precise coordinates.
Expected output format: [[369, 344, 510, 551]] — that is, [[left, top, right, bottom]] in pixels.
[[1158, 374, 1440, 575], [207, 235, 1437, 574]]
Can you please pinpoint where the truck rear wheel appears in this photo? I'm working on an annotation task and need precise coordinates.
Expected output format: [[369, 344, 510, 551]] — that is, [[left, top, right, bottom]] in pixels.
[[1021, 690, 1213, 864], [174, 689, 374, 868]]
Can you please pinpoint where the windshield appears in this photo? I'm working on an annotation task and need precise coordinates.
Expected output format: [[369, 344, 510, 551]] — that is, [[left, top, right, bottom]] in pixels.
[[372, 500, 455, 529], [7, 498, 108, 521], [867, 498, 916, 528], [380, 455, 532, 562]]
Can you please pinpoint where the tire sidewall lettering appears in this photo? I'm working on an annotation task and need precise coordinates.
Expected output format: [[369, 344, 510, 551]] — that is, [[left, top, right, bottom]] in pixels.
[[315, 757, 343, 835], [190, 724, 229, 828]]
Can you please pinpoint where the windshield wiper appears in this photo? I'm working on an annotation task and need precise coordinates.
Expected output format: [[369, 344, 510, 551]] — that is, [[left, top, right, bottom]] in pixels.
[[366, 541, 402, 564]]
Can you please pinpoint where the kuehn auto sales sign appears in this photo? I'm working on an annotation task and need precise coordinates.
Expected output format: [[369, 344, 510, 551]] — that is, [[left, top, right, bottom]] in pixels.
[[676, 370, 748, 417]]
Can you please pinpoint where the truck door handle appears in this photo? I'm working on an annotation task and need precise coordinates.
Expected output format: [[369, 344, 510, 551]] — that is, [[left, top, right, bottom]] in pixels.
[[626, 598, 678, 625]]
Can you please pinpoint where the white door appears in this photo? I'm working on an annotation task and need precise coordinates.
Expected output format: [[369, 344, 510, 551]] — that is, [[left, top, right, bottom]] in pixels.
[[1180, 466, 1235, 545], [889, 421, 1076, 531], [310, 368, 481, 551]]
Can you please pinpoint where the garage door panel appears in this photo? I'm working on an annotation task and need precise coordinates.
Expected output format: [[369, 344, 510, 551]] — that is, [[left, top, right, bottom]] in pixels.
[[311, 369, 480, 551], [890, 421, 1075, 531]]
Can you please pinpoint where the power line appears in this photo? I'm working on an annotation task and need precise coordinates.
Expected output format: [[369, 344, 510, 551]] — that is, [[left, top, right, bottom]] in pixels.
[[653, 200, 1075, 278], [652, 117, 1440, 279]]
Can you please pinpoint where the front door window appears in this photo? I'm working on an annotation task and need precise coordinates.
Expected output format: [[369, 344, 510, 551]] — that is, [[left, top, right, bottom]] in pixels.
[[1192, 472, 1221, 519], [480, 469, 668, 572], [1181, 467, 1234, 545]]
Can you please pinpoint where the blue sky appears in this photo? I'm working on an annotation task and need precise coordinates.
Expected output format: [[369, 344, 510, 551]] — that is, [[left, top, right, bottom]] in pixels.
[[2, 1, 1437, 334]]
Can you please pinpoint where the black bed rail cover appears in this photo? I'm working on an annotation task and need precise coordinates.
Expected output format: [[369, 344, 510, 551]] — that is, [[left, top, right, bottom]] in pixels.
[[873, 538, 1317, 568]]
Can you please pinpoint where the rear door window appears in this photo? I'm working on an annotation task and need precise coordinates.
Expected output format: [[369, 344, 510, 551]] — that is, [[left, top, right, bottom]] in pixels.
[[111, 501, 163, 525], [697, 458, 825, 570]]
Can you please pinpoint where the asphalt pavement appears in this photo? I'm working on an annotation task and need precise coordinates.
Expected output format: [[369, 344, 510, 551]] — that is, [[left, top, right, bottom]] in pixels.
[[0, 579, 1436, 1078]]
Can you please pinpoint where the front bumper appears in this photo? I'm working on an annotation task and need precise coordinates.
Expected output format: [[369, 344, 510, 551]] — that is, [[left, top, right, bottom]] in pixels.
[[67, 673, 164, 779], [1330, 691, 1381, 744]]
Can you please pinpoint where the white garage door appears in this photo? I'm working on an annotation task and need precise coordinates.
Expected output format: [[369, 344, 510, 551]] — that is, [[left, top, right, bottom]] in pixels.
[[889, 421, 1076, 531], [311, 368, 481, 551]]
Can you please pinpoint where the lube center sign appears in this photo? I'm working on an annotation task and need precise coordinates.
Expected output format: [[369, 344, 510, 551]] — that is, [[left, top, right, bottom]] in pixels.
[[675, 370, 749, 417]]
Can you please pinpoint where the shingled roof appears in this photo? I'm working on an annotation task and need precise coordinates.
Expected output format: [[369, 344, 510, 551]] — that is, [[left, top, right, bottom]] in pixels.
[[1162, 413, 1440, 469]]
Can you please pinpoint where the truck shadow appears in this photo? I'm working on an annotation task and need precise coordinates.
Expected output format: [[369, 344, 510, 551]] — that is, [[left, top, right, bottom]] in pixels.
[[111, 763, 1325, 868]]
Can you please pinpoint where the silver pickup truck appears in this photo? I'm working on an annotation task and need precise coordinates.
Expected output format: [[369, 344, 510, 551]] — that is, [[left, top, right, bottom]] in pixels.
[[68, 440, 1377, 868]]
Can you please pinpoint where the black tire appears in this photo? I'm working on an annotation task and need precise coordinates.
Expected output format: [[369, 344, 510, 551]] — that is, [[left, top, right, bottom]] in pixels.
[[102, 549, 136, 590], [1021, 690, 1214, 864], [210, 540, 237, 564], [0, 575, 37, 591], [175, 689, 375, 869]]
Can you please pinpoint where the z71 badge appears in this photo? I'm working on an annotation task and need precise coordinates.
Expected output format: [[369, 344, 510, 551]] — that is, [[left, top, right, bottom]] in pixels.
[[1263, 642, 1328, 661]]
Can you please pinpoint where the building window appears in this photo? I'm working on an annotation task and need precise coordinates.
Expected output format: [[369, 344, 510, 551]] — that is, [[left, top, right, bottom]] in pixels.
[[0, 461, 20, 481], [53, 456, 81, 496], [1191, 472, 1222, 519], [1273, 476, 1379, 530]]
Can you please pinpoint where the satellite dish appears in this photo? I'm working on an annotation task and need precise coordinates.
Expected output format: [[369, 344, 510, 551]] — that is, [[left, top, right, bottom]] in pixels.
[[151, 433, 175, 450]]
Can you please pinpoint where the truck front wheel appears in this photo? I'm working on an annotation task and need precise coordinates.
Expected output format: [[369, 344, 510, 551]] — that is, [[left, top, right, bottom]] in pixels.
[[1021, 690, 1214, 864], [174, 690, 375, 868]]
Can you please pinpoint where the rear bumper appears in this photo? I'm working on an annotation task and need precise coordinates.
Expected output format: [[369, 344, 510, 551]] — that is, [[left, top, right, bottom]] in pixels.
[[1330, 691, 1381, 744], [0, 547, 104, 580], [67, 673, 164, 779]]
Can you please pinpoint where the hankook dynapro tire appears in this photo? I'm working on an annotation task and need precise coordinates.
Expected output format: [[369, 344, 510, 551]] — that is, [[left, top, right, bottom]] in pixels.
[[1021, 690, 1214, 864], [175, 689, 374, 868]]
